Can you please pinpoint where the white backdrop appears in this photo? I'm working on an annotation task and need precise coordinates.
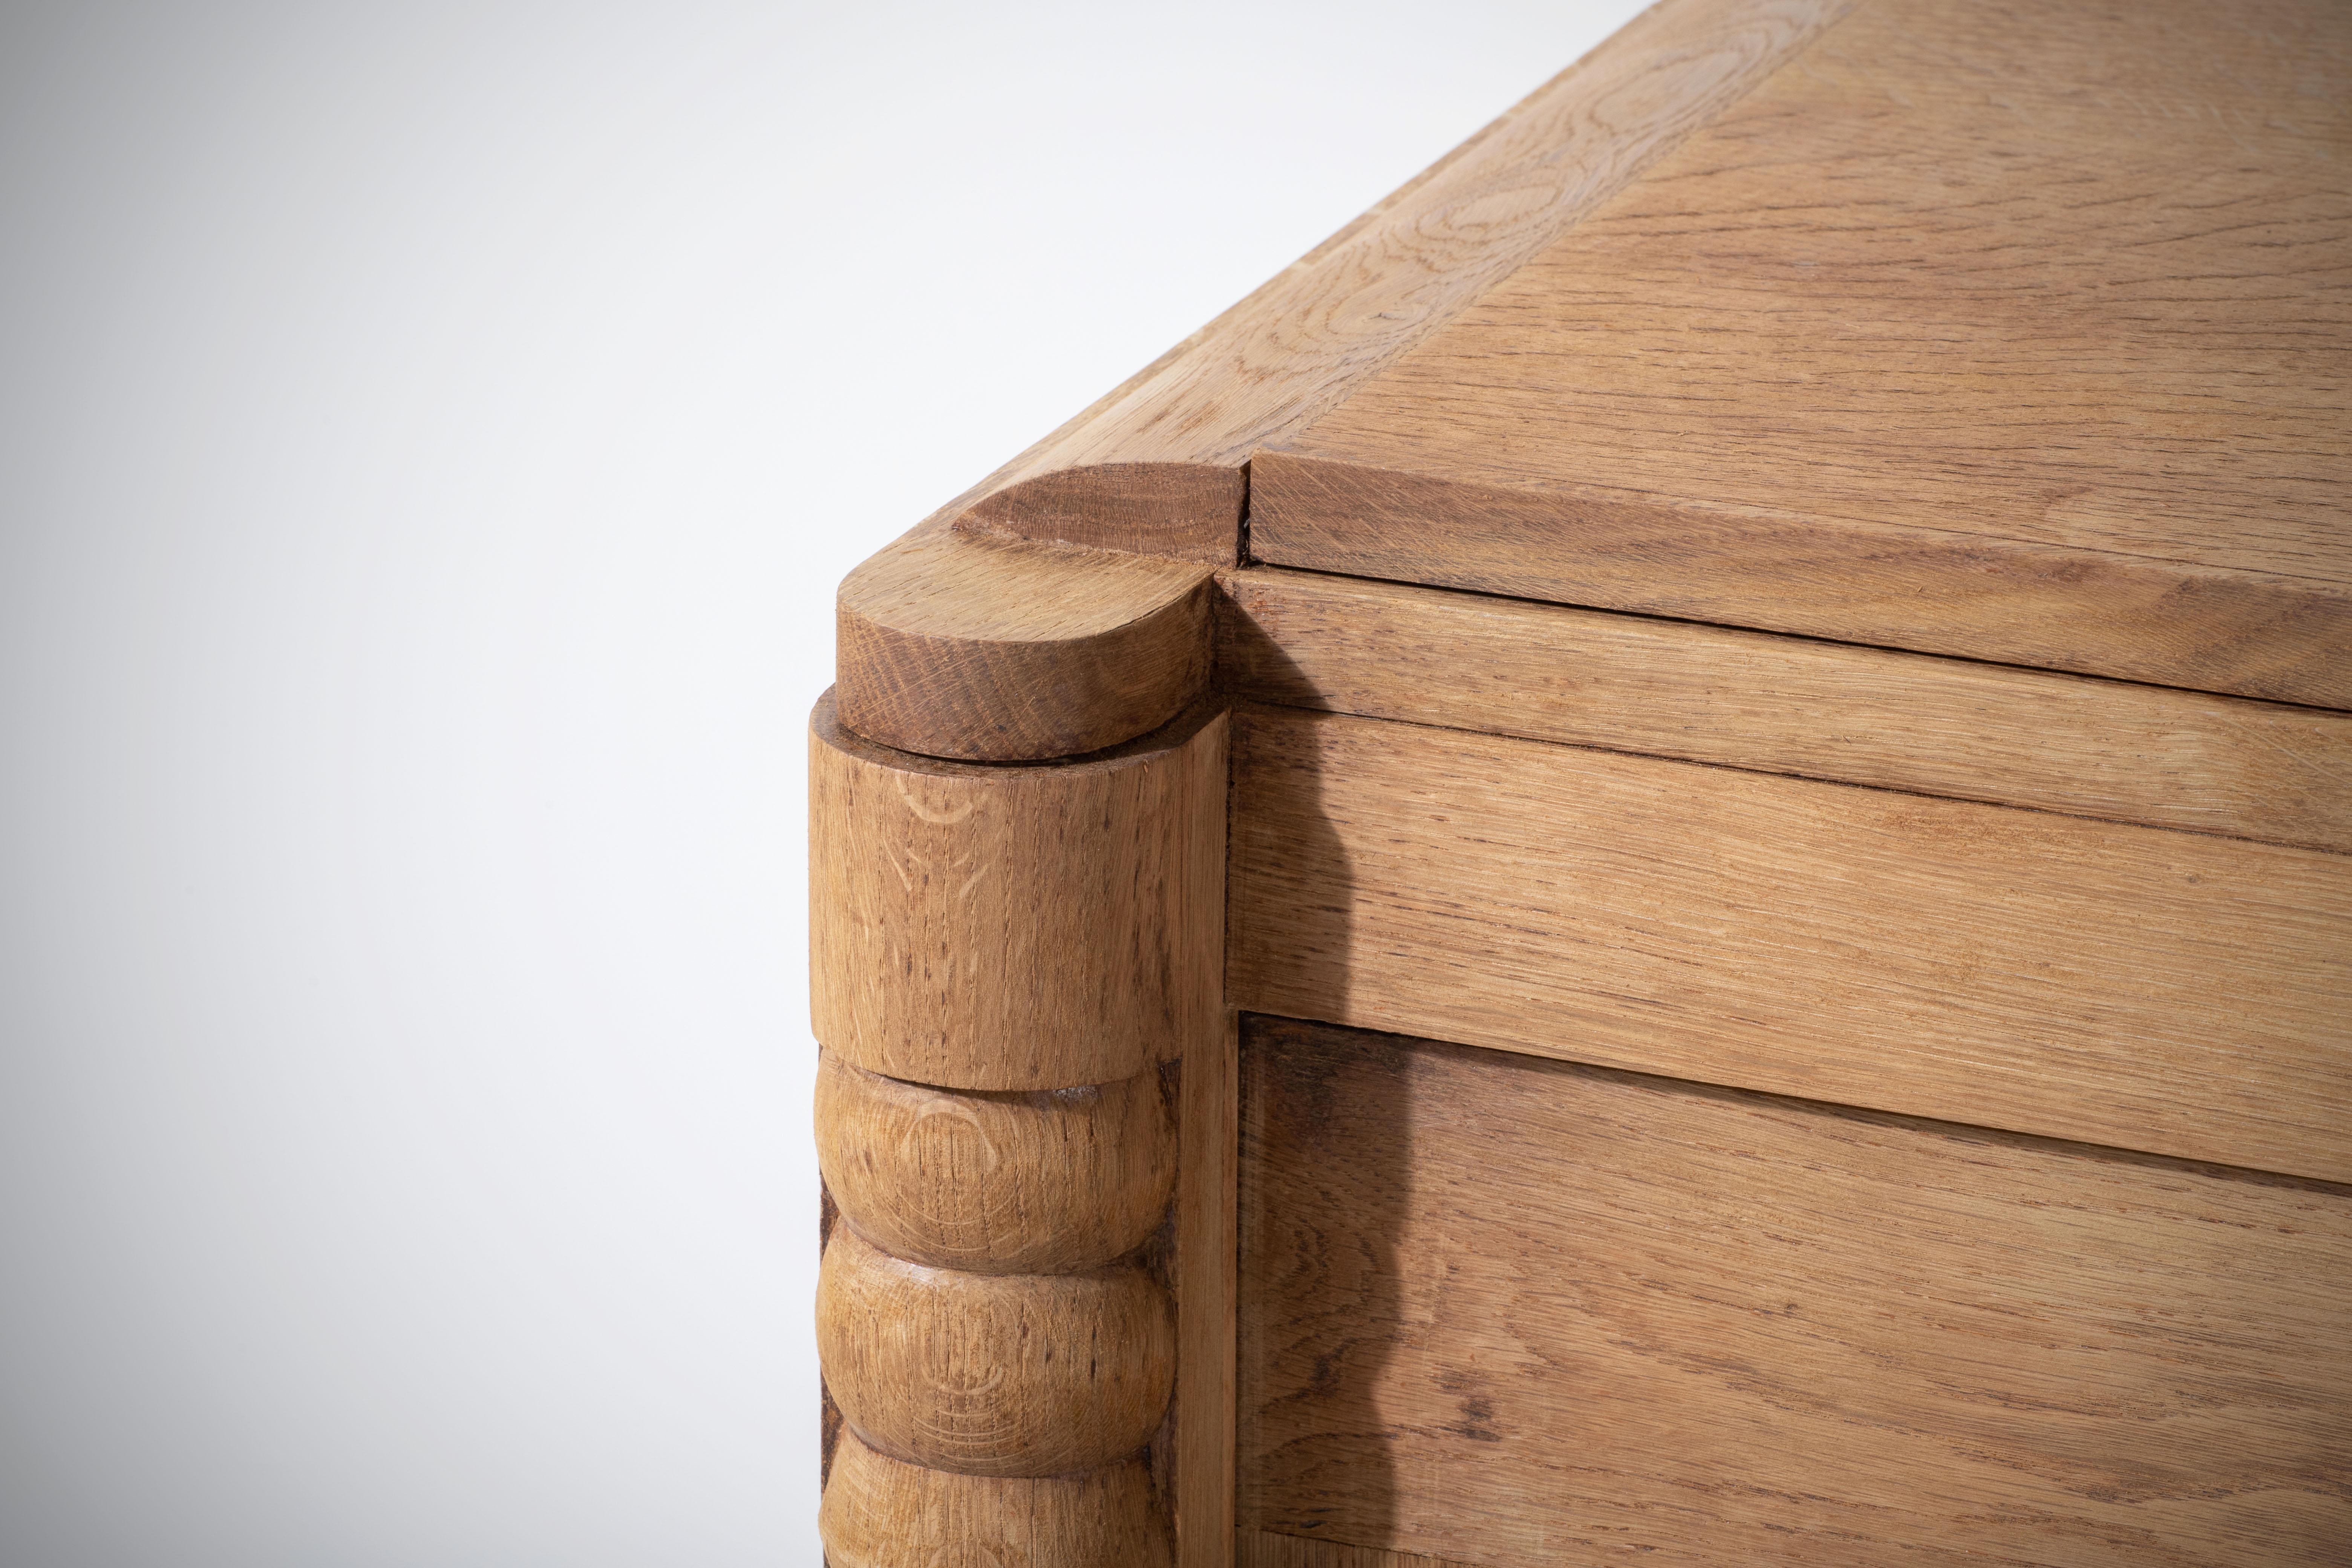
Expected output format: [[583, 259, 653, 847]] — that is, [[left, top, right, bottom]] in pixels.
[[0, 3, 1645, 1562]]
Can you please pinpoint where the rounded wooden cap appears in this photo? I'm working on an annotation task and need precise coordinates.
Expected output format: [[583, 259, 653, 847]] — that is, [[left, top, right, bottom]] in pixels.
[[836, 530, 1214, 762]]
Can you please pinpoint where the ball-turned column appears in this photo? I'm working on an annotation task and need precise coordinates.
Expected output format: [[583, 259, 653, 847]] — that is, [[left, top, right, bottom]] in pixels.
[[808, 545, 1227, 1568]]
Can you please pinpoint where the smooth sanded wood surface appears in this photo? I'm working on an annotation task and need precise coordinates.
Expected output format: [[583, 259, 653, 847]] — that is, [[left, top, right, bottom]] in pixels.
[[1227, 705, 2352, 1182], [814, 1054, 1175, 1276], [830, 0, 1858, 759], [836, 531, 1215, 761], [1174, 1016, 1240, 1568], [1237, 1530, 1468, 1568], [1256, 0, 2352, 709], [1239, 1016, 2352, 1567], [810, 693, 1225, 1091], [897, 0, 1853, 564], [818, 1224, 1175, 1479], [822, 1431, 1169, 1568], [1217, 567, 2352, 853]]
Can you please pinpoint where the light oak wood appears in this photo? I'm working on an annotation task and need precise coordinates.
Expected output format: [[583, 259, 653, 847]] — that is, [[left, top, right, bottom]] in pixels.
[[1251, 456, 2352, 715], [1174, 1014, 1239, 1568], [1237, 1530, 1468, 1568], [896, 0, 1852, 564], [817, 5, 2352, 1561], [827, 0, 1856, 763], [818, 1224, 1175, 1478], [1217, 567, 2352, 853], [1258, 0, 2352, 708], [814, 1052, 1174, 1275], [822, 1429, 1169, 1568], [1240, 1016, 2352, 1566], [811, 694, 1224, 1561], [957, 461, 1248, 566], [836, 531, 1215, 761], [1228, 705, 2352, 1182], [810, 693, 1225, 1092]]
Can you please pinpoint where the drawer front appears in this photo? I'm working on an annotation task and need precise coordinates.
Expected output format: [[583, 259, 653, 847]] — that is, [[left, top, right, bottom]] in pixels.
[[1217, 567, 2352, 856], [1239, 1015, 2352, 1566], [1229, 704, 2352, 1182]]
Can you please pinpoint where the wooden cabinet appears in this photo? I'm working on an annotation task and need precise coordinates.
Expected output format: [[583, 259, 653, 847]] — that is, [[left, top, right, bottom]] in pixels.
[[809, 0, 2351, 1562], [1237, 1018, 2352, 1567]]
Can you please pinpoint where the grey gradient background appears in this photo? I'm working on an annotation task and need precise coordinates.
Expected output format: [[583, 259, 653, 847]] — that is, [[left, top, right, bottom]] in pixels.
[[0, 3, 1644, 1561]]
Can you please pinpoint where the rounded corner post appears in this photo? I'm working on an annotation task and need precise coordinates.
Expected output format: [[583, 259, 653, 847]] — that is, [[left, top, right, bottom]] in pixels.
[[809, 509, 1228, 1567]]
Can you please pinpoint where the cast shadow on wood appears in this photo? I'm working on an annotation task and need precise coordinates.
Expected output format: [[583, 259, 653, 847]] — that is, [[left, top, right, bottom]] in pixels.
[[1239, 1016, 1415, 1562], [1220, 603, 1406, 1558]]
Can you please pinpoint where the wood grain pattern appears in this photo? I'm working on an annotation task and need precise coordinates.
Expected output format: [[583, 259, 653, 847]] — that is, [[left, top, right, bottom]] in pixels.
[[1251, 456, 2352, 714], [1236, 1529, 1470, 1568], [882, 0, 1853, 564], [957, 461, 1248, 566], [1239, 1016, 2352, 1567], [1217, 566, 2352, 853], [1228, 705, 2352, 1182], [836, 531, 1215, 761], [818, 1224, 1175, 1478], [812, 693, 1224, 1561], [831, 0, 1857, 764], [1260, 0, 2352, 707], [822, 1429, 1170, 1568], [1175, 1014, 1240, 1568], [814, 1053, 1174, 1275], [810, 692, 1225, 1092]]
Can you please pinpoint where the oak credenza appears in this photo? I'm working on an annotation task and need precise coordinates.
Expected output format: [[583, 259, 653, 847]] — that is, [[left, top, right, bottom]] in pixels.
[[808, 0, 2352, 1562]]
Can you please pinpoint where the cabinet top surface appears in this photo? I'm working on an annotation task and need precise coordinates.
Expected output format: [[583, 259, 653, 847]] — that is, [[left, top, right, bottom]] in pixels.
[[838, 0, 2352, 761], [1277, 0, 2349, 588]]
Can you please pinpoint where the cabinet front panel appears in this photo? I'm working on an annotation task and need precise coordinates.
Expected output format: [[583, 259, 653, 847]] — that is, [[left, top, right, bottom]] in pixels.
[[1237, 1527, 1465, 1567], [1238, 1015, 2352, 1566], [1216, 567, 2352, 855], [1228, 704, 2352, 1182]]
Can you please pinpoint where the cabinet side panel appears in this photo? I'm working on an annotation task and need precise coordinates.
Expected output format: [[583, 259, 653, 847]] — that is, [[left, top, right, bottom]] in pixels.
[[1237, 1015, 2352, 1566], [1228, 704, 2352, 1182], [1235, 1527, 1475, 1567], [1217, 567, 2352, 854]]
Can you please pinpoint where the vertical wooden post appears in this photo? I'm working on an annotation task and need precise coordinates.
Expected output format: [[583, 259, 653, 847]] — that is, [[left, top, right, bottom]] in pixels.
[[812, 530, 1229, 1566]]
